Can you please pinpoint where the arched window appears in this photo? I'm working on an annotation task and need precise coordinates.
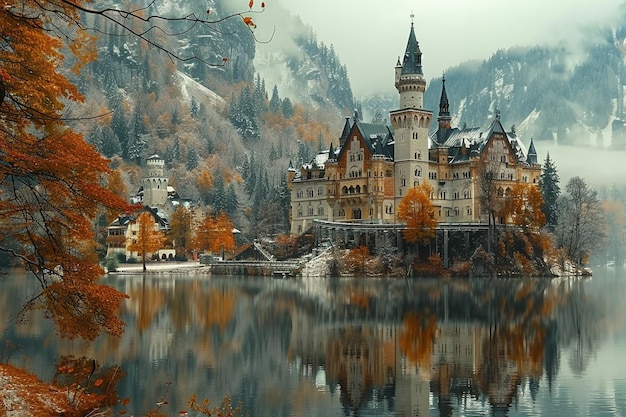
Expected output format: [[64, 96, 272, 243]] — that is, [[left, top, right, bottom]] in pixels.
[[356, 185, 361, 193], [353, 208, 362, 219], [307, 189, 314, 198], [338, 209, 345, 217], [342, 186, 348, 195], [317, 206, 324, 216], [297, 190, 303, 199], [307, 207, 314, 216], [297, 208, 303, 217]]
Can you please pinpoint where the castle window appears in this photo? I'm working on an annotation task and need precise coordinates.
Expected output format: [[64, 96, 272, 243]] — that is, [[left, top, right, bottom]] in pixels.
[[297, 190, 303, 199], [317, 206, 324, 216], [414, 167, 422, 177], [414, 180, 419, 187], [386, 170, 392, 177], [318, 188, 324, 196], [454, 207, 460, 217], [297, 208, 303, 217], [342, 186, 348, 195], [338, 209, 345, 217], [385, 204, 393, 214], [466, 206, 472, 215], [401, 178, 406, 186], [453, 191, 459, 199], [440, 191, 446, 199], [356, 185, 361, 194], [307, 189, 314, 198], [307, 207, 314, 216]]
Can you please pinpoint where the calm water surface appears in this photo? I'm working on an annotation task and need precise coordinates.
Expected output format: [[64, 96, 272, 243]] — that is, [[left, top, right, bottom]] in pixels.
[[1, 268, 626, 416]]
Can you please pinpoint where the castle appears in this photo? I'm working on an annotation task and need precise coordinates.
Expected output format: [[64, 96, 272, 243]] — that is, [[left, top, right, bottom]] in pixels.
[[288, 21, 541, 235]]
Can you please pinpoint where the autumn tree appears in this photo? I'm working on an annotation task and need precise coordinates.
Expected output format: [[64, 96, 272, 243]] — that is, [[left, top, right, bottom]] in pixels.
[[1, 1, 269, 339], [194, 211, 236, 257], [0, 1, 134, 339], [127, 212, 166, 272], [397, 183, 437, 247], [343, 245, 371, 275], [477, 161, 503, 254], [169, 205, 193, 257], [503, 183, 546, 229], [555, 177, 606, 265]]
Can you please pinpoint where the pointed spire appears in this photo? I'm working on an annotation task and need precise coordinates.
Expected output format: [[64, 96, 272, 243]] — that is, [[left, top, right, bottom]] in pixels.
[[401, 19, 423, 75], [439, 74, 450, 117], [328, 142, 335, 160], [527, 138, 537, 164], [339, 116, 351, 146], [437, 74, 452, 131]]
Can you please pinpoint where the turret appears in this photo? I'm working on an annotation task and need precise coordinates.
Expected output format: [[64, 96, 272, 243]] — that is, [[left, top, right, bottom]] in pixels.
[[394, 19, 426, 110], [437, 75, 452, 130]]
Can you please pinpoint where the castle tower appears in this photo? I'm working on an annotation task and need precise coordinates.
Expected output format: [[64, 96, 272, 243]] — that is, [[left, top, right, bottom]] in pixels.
[[142, 154, 168, 207], [391, 17, 433, 205]]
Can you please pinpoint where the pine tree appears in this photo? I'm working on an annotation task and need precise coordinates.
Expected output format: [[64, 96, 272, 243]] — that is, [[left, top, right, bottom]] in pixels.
[[100, 126, 122, 158], [226, 184, 239, 215], [539, 152, 560, 227], [269, 85, 281, 113], [282, 97, 295, 118], [187, 147, 199, 170], [213, 175, 227, 213]]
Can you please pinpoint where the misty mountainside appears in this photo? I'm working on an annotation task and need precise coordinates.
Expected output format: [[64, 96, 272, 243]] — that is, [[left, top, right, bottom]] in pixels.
[[358, 15, 626, 151]]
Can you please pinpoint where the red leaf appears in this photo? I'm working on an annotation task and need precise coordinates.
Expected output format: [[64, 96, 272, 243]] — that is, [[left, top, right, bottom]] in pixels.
[[94, 378, 104, 387], [122, 398, 130, 406], [206, 9, 210, 14], [261, 2, 265, 7], [249, 0, 254, 8]]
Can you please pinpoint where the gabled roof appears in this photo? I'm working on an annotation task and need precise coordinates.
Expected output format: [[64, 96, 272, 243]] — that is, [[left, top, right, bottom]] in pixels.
[[108, 206, 169, 229], [336, 121, 394, 161], [431, 115, 535, 165]]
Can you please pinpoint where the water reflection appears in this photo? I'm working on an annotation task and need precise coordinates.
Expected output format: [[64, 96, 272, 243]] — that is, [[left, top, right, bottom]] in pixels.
[[1, 270, 625, 416]]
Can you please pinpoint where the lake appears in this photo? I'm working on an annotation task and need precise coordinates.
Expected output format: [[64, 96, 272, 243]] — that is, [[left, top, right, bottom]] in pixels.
[[1, 267, 625, 416]]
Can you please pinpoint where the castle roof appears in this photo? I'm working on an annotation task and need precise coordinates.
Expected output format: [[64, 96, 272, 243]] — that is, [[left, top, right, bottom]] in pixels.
[[401, 22, 423, 75], [432, 115, 534, 165]]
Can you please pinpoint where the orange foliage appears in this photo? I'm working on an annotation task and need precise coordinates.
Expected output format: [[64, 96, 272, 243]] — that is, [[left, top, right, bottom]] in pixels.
[[193, 211, 236, 254], [502, 183, 546, 229], [397, 183, 437, 244], [1, 1, 130, 339], [399, 312, 437, 368], [343, 245, 371, 275], [127, 212, 166, 270]]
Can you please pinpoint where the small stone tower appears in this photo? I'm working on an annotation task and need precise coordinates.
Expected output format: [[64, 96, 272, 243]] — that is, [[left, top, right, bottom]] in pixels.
[[142, 154, 168, 207]]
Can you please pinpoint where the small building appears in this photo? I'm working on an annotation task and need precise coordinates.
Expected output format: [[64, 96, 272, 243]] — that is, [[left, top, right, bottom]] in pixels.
[[106, 206, 169, 260]]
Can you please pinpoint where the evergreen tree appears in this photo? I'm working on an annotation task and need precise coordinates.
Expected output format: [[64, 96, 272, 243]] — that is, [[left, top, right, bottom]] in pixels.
[[269, 143, 278, 161], [111, 105, 128, 157], [100, 126, 122, 158], [539, 152, 560, 227], [282, 97, 295, 118], [187, 147, 199, 170], [269, 85, 281, 113], [253, 73, 267, 114], [213, 174, 227, 213], [317, 131, 325, 152], [371, 108, 385, 125], [226, 184, 239, 215], [190, 96, 199, 119]]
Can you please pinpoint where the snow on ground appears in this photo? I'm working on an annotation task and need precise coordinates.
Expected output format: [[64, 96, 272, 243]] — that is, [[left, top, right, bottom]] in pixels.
[[175, 70, 226, 110]]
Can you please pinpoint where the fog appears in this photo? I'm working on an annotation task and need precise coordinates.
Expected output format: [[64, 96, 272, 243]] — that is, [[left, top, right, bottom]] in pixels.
[[256, 0, 625, 97], [539, 143, 626, 187]]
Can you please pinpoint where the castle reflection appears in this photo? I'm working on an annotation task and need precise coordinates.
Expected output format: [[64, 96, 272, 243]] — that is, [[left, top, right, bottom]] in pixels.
[[0, 273, 605, 417]]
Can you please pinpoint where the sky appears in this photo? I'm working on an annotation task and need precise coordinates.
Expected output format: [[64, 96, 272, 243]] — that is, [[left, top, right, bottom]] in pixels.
[[259, 0, 625, 97]]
